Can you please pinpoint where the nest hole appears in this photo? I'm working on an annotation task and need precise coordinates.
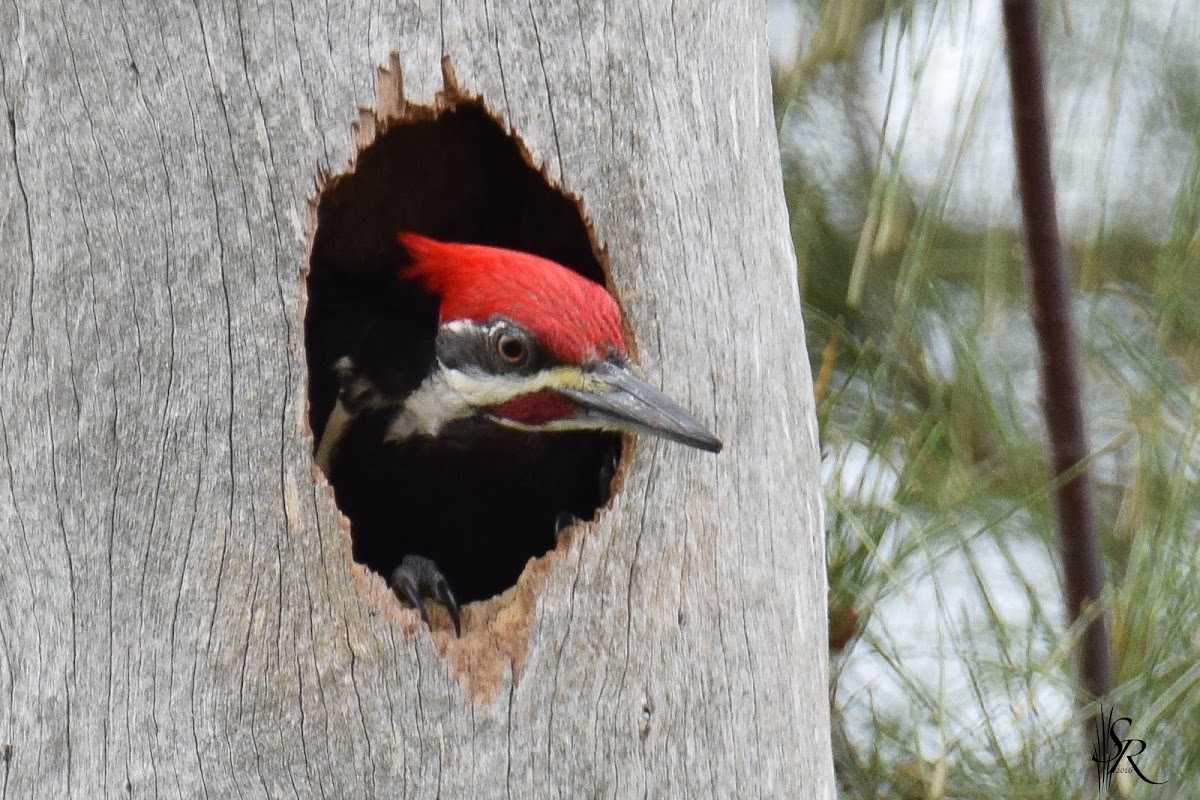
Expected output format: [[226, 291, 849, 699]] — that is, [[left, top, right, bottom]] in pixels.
[[305, 91, 621, 608]]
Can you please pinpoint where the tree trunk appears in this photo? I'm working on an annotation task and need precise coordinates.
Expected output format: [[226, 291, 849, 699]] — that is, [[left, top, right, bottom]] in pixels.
[[0, 0, 832, 796]]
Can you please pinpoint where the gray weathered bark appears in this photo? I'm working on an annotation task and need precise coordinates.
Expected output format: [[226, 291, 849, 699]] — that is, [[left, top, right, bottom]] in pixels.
[[0, 0, 832, 796]]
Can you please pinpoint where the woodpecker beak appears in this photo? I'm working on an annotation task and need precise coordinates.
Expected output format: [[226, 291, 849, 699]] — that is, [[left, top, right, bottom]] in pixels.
[[555, 361, 723, 453]]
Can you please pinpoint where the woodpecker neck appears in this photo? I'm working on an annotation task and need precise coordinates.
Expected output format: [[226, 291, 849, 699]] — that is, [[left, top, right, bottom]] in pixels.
[[382, 369, 474, 443]]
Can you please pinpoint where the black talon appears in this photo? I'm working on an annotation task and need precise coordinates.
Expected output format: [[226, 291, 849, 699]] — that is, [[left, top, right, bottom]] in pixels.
[[391, 555, 461, 637], [392, 570, 432, 630], [431, 574, 461, 638]]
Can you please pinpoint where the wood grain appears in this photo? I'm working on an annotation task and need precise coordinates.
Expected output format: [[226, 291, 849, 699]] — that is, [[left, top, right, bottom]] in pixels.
[[0, 0, 833, 795]]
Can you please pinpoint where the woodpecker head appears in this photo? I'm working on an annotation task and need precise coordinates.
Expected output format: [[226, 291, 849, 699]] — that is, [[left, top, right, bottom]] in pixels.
[[393, 233, 722, 453]]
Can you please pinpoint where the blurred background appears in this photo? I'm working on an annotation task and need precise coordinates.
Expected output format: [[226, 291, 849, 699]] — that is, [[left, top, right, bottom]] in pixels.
[[768, 1, 1199, 796]]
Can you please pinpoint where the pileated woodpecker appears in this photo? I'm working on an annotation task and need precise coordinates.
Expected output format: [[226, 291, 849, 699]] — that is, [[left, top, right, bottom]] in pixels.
[[313, 233, 721, 635]]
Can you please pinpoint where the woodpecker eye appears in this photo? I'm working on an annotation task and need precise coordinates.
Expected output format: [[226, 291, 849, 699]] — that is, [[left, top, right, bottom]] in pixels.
[[496, 332, 528, 365]]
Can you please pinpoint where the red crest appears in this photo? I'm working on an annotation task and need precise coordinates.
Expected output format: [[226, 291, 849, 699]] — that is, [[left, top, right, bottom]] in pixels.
[[398, 233, 625, 364]]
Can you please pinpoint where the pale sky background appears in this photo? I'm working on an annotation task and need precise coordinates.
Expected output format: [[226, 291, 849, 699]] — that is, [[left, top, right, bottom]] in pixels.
[[771, 0, 1200, 241]]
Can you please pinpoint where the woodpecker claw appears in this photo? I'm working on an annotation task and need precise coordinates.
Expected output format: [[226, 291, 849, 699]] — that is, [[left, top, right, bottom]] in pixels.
[[391, 555, 462, 637]]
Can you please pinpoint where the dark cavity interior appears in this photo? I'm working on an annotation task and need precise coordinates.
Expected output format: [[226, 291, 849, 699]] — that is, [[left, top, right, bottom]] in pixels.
[[305, 103, 620, 604]]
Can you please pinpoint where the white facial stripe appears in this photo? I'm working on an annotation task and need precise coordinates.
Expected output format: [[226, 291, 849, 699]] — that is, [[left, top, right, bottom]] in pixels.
[[385, 364, 594, 442], [441, 364, 587, 406], [442, 319, 482, 335]]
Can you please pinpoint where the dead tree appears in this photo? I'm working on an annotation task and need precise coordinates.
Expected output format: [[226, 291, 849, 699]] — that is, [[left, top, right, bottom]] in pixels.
[[0, 1, 833, 795]]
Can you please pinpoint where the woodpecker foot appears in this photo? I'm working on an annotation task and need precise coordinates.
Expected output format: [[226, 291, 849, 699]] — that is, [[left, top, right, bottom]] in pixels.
[[391, 555, 461, 637]]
